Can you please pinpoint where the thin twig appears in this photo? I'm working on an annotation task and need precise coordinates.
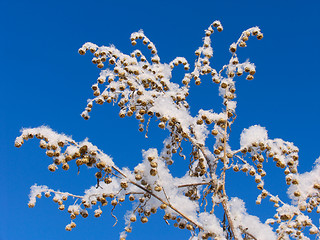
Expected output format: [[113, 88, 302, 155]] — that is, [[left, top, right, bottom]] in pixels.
[[178, 182, 210, 188]]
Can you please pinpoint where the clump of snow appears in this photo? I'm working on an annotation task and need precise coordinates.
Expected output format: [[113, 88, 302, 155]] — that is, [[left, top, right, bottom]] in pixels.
[[198, 212, 224, 237], [240, 125, 268, 148], [287, 157, 320, 201], [28, 184, 49, 205], [228, 197, 277, 240]]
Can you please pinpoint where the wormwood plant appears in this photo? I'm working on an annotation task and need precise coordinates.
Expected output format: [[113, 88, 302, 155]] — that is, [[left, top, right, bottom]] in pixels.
[[15, 21, 320, 239]]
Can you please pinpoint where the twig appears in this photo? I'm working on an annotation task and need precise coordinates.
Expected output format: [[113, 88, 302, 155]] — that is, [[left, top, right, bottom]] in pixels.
[[111, 206, 118, 227], [178, 182, 210, 188]]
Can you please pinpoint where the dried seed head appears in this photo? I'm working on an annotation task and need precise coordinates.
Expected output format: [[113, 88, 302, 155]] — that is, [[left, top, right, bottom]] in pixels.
[[48, 164, 56, 172], [150, 161, 158, 168], [103, 177, 112, 184], [65, 225, 72, 231], [257, 182, 264, 190], [154, 185, 162, 192], [211, 129, 218, 136], [28, 202, 35, 208], [179, 222, 186, 229], [62, 163, 69, 171], [257, 33, 264, 40], [81, 210, 88, 218], [160, 203, 167, 209], [135, 174, 142, 181], [111, 199, 118, 206], [150, 169, 157, 176], [46, 150, 54, 157], [95, 172, 102, 179], [313, 183, 320, 190], [120, 181, 128, 189], [158, 122, 165, 129], [130, 216, 137, 222], [141, 216, 148, 223], [94, 209, 102, 217], [246, 75, 254, 80]]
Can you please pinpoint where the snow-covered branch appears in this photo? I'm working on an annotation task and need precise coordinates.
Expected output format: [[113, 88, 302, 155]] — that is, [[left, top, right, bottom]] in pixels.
[[15, 21, 320, 239]]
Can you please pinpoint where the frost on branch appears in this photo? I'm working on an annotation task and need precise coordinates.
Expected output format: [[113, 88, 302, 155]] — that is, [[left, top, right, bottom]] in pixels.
[[16, 21, 320, 240]]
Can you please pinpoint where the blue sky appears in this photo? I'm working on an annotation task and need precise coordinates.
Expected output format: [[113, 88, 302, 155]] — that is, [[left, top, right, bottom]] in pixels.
[[1, 0, 320, 239]]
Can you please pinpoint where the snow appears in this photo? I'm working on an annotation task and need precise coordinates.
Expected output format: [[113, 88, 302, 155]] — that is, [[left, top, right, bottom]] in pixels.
[[240, 125, 268, 148], [228, 197, 277, 240]]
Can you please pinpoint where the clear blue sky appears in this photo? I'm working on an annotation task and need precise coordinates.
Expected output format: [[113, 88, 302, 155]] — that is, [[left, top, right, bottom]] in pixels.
[[1, 0, 320, 239]]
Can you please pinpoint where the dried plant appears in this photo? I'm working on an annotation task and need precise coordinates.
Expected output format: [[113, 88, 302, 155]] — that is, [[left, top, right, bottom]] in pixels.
[[15, 21, 320, 240]]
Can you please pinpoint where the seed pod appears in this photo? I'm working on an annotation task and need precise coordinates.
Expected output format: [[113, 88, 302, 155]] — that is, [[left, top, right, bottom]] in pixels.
[[65, 225, 72, 231], [294, 191, 301, 197], [102, 177, 112, 184], [130, 216, 137, 222], [62, 163, 69, 171], [158, 122, 165, 129], [179, 222, 186, 229], [217, 26, 223, 32], [241, 165, 248, 172], [150, 169, 157, 176], [141, 179, 147, 185], [141, 216, 148, 223], [313, 183, 320, 190], [163, 212, 171, 220], [80, 210, 88, 218], [186, 224, 194, 231], [95, 172, 102, 179], [150, 161, 158, 168], [28, 202, 35, 208], [255, 175, 261, 183], [249, 69, 256, 75], [196, 119, 203, 125], [135, 173, 142, 181], [46, 150, 54, 157], [154, 185, 162, 192], [257, 182, 264, 190], [257, 33, 264, 40], [249, 169, 256, 176], [48, 164, 56, 172], [214, 149, 220, 154], [111, 199, 118, 206], [97, 63, 104, 69], [211, 129, 218, 136], [120, 181, 128, 189], [246, 75, 254, 80], [94, 209, 102, 217], [160, 203, 167, 209], [299, 204, 307, 211]]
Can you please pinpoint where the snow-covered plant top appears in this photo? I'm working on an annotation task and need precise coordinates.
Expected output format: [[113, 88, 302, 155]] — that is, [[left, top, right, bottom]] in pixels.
[[15, 21, 320, 239]]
